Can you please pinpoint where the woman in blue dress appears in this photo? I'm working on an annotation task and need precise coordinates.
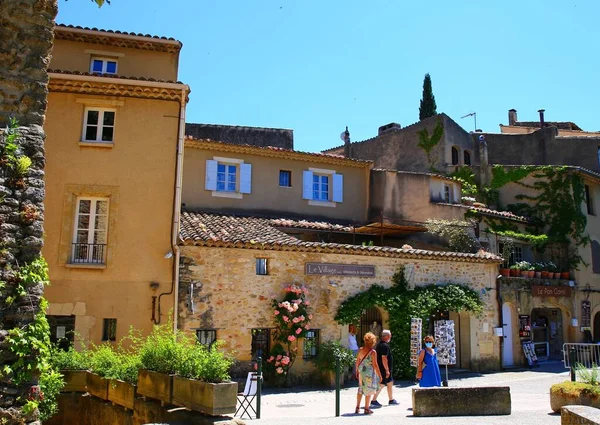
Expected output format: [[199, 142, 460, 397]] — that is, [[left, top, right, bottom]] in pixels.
[[416, 335, 442, 387]]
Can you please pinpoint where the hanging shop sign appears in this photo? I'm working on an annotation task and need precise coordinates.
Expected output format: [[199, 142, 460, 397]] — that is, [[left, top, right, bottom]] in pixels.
[[434, 320, 456, 366], [519, 315, 531, 338], [410, 318, 422, 367], [304, 263, 375, 277], [581, 301, 591, 328], [532, 285, 571, 297]]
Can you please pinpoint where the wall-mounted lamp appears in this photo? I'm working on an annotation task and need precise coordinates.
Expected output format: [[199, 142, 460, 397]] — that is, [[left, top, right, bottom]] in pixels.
[[149, 281, 160, 291]]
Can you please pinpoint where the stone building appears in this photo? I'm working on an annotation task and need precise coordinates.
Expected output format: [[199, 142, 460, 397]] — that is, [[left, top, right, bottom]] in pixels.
[[178, 137, 504, 375], [42, 25, 189, 346], [323, 113, 475, 174]]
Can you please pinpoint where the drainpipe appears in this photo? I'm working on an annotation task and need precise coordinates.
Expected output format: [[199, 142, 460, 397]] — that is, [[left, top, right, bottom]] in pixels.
[[171, 87, 188, 333], [496, 270, 504, 369]]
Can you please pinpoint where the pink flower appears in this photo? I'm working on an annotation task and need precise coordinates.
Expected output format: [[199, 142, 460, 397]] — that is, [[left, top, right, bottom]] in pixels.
[[268, 356, 274, 362], [308, 314, 313, 320], [275, 361, 280, 367], [295, 328, 302, 335], [292, 317, 300, 324], [299, 315, 305, 322], [276, 367, 284, 374], [274, 310, 280, 315], [288, 335, 296, 342], [283, 316, 289, 322], [305, 300, 310, 306], [281, 356, 290, 365], [305, 325, 310, 330], [276, 355, 282, 361]]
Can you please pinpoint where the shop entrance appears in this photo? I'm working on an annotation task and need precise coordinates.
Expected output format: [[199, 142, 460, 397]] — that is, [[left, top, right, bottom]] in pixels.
[[359, 307, 383, 342], [531, 308, 563, 360], [595, 312, 600, 342]]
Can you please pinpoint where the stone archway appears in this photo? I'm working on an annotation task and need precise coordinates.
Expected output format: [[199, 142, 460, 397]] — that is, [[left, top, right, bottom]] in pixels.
[[359, 306, 384, 342]]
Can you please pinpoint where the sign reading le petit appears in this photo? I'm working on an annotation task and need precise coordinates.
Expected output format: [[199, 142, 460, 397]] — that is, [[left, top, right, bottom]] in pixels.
[[305, 263, 375, 277]]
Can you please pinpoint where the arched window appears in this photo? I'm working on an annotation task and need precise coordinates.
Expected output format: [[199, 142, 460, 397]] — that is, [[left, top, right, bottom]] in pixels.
[[451, 146, 459, 165], [592, 240, 600, 274], [464, 150, 471, 165]]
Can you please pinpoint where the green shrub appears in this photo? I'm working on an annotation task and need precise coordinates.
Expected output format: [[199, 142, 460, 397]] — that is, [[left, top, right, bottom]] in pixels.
[[576, 363, 600, 386], [139, 324, 187, 375], [50, 346, 91, 371], [39, 368, 65, 421], [315, 341, 355, 372], [551, 381, 600, 399]]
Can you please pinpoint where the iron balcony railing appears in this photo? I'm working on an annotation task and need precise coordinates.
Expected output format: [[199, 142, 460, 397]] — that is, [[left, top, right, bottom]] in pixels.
[[70, 243, 106, 265]]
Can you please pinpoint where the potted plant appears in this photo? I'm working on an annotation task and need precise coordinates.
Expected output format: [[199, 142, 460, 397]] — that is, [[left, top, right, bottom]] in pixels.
[[51, 346, 90, 393], [172, 341, 237, 416], [461, 196, 475, 206], [561, 270, 571, 280], [550, 364, 600, 412], [87, 344, 118, 400], [540, 262, 550, 279], [546, 261, 559, 279], [107, 351, 141, 410], [314, 341, 356, 388], [533, 262, 544, 279], [499, 267, 510, 278], [515, 261, 531, 278], [509, 264, 520, 277]]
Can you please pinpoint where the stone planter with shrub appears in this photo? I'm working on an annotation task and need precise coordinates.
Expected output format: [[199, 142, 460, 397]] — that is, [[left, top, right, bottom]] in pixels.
[[61, 370, 88, 393], [315, 341, 356, 388], [137, 369, 173, 404], [108, 379, 137, 410], [87, 372, 109, 400], [172, 376, 237, 415]]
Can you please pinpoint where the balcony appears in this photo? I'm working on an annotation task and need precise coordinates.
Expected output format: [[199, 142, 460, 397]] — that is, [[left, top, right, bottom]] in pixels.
[[69, 243, 106, 266]]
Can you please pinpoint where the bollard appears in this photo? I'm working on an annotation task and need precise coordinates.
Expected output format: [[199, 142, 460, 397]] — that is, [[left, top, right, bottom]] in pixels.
[[257, 357, 262, 419], [335, 357, 340, 417], [570, 348, 576, 382]]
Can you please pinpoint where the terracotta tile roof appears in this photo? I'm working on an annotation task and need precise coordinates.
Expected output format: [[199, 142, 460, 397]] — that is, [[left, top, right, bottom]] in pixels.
[[186, 123, 294, 150], [54, 24, 182, 53], [179, 211, 502, 263], [48, 69, 184, 85], [184, 138, 373, 168], [512, 121, 582, 131], [268, 217, 353, 232], [373, 168, 457, 183], [434, 203, 529, 222]]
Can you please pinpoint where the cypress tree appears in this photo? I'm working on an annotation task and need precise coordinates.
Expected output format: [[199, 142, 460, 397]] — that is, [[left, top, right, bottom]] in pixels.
[[419, 73, 438, 121]]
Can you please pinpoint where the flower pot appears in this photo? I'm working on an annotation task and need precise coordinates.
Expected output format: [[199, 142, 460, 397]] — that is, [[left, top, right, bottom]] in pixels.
[[553, 272, 561, 279], [60, 370, 88, 393], [527, 271, 535, 278], [550, 385, 600, 412], [137, 369, 173, 405], [500, 269, 510, 277], [108, 379, 137, 410], [87, 372, 109, 400], [172, 376, 238, 416], [509, 269, 519, 277], [534, 272, 541, 278], [541, 271, 550, 279], [561, 272, 570, 280], [520, 270, 528, 278]]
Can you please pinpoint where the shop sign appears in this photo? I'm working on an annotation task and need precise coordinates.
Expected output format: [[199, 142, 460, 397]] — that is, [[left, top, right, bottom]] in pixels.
[[532, 285, 571, 297], [305, 263, 375, 277], [519, 315, 531, 338]]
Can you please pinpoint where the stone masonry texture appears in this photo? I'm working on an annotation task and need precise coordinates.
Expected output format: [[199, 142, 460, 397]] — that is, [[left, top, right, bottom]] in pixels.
[[178, 246, 500, 375]]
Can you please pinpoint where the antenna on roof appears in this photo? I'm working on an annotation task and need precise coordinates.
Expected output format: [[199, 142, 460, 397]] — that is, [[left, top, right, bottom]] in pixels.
[[461, 112, 477, 131]]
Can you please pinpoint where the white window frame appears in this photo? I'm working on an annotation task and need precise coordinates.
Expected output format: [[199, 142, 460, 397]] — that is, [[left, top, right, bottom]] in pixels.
[[256, 258, 268, 275], [82, 107, 116, 143], [206, 157, 252, 199], [71, 197, 109, 264], [304, 167, 342, 207], [312, 173, 330, 202], [90, 57, 118, 74], [217, 163, 238, 193]]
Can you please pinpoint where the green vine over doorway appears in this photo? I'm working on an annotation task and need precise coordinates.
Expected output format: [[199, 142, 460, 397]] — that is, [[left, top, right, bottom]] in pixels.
[[334, 266, 483, 378]]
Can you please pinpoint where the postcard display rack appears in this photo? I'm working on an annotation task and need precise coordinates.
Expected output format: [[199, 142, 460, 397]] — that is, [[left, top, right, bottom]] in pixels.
[[410, 318, 423, 367], [434, 320, 456, 386]]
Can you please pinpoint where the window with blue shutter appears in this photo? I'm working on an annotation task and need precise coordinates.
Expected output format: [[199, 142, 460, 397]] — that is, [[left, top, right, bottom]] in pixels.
[[217, 164, 237, 192], [313, 174, 329, 201]]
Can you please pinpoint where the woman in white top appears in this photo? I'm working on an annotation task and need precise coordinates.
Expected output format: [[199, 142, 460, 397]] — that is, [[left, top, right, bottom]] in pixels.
[[348, 324, 359, 355]]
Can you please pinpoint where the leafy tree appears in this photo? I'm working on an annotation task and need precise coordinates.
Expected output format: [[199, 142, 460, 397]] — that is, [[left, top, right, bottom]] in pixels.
[[419, 73, 438, 120]]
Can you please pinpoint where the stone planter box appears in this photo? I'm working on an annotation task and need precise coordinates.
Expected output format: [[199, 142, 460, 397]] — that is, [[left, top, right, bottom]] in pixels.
[[412, 387, 511, 416], [550, 388, 600, 412], [108, 379, 137, 410], [87, 372, 109, 400], [137, 369, 173, 405], [60, 370, 88, 393], [172, 376, 237, 416]]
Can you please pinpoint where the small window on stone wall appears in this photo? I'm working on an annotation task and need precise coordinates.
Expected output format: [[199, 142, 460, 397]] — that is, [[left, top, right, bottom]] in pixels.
[[256, 258, 268, 275], [251, 328, 270, 360], [592, 240, 600, 274], [464, 150, 471, 165], [303, 329, 320, 359], [196, 329, 217, 348], [451, 146, 459, 165], [102, 318, 117, 342]]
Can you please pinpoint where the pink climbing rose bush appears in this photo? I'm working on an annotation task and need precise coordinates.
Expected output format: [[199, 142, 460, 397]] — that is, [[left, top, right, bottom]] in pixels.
[[266, 284, 312, 378]]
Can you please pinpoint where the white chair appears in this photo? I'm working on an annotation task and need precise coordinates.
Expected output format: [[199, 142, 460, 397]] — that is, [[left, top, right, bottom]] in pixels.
[[235, 372, 258, 419]]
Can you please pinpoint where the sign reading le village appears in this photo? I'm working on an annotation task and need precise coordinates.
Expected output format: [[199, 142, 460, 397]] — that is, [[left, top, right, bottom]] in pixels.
[[305, 263, 375, 277]]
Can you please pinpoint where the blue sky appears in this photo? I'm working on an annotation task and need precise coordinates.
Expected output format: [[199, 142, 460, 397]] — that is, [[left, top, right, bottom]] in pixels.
[[57, 0, 598, 152]]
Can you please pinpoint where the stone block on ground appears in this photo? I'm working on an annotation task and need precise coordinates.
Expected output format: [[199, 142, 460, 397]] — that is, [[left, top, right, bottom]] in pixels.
[[412, 386, 511, 416], [561, 405, 600, 425]]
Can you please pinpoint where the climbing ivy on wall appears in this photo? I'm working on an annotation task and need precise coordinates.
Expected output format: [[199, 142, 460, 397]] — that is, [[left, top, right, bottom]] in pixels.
[[417, 120, 444, 172], [449, 166, 478, 196], [334, 266, 483, 378]]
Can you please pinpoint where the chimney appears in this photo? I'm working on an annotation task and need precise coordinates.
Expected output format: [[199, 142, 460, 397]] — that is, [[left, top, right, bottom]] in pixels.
[[508, 109, 517, 126], [343, 126, 351, 158], [538, 109, 545, 128], [478, 134, 490, 187]]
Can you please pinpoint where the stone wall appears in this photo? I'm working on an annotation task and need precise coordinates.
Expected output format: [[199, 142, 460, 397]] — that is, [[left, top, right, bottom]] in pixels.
[[178, 246, 501, 373], [0, 0, 57, 127]]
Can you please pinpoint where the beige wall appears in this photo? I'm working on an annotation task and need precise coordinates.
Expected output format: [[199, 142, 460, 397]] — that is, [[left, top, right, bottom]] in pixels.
[[182, 147, 369, 222], [500, 125, 600, 137], [43, 91, 180, 345], [50, 39, 179, 81], [179, 246, 501, 373], [370, 170, 464, 222]]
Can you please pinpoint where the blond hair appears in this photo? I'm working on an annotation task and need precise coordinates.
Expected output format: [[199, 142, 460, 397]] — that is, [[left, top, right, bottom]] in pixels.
[[363, 332, 377, 349]]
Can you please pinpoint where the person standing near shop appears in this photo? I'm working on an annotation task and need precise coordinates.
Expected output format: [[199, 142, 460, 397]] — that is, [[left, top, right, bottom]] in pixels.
[[370, 330, 399, 407], [348, 324, 360, 379], [416, 335, 442, 387]]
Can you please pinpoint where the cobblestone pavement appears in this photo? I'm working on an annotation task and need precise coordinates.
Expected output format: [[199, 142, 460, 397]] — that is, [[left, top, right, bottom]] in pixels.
[[245, 361, 569, 425]]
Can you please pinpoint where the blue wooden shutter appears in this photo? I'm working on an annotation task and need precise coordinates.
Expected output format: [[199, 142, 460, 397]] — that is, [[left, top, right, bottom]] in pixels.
[[240, 163, 252, 194], [205, 160, 218, 191], [302, 170, 313, 200], [332, 173, 344, 202]]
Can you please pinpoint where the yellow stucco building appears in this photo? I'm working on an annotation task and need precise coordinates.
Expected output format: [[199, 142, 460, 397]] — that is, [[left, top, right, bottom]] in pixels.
[[42, 25, 189, 346]]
